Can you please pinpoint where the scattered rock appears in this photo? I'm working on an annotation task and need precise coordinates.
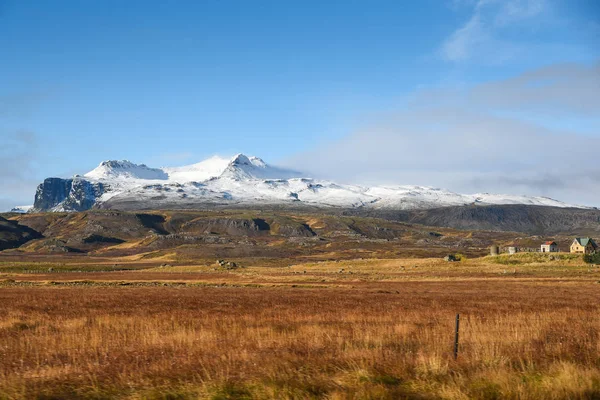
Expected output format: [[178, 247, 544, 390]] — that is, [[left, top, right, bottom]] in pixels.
[[214, 260, 243, 270]]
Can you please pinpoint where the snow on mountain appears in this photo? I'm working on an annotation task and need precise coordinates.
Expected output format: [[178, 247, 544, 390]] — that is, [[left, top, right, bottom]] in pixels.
[[364, 187, 575, 210], [164, 155, 232, 182], [31, 153, 586, 212], [85, 160, 168, 180], [219, 154, 303, 180], [9, 205, 33, 213], [470, 193, 573, 208]]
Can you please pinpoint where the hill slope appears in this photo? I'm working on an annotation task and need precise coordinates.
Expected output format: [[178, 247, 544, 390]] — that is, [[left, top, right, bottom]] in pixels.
[[0, 216, 43, 250], [354, 204, 600, 236], [2, 207, 599, 259]]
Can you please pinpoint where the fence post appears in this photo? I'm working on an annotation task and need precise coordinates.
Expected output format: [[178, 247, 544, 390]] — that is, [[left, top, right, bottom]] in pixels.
[[453, 313, 460, 360]]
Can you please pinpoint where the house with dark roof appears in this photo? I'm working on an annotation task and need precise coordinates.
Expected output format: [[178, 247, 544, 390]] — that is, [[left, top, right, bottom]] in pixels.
[[570, 238, 598, 254], [540, 241, 558, 253]]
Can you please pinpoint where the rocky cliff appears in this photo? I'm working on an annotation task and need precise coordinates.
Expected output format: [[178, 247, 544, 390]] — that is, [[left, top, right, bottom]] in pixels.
[[33, 177, 106, 212]]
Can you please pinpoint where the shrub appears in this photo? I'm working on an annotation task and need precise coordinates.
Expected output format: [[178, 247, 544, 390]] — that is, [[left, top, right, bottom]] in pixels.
[[454, 253, 467, 262], [583, 253, 600, 265]]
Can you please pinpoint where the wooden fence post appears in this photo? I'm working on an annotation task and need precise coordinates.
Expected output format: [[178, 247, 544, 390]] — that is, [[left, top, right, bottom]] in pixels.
[[454, 313, 460, 360]]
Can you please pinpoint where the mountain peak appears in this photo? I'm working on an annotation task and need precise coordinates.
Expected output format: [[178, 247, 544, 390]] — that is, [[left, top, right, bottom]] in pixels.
[[100, 159, 133, 166], [220, 154, 300, 180], [221, 154, 267, 180], [229, 154, 267, 168], [164, 154, 298, 182], [248, 156, 266, 167], [85, 160, 168, 180], [230, 153, 251, 164], [9, 205, 33, 213]]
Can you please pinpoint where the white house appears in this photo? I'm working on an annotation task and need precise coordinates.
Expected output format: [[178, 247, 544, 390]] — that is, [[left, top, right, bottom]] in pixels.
[[540, 241, 558, 253]]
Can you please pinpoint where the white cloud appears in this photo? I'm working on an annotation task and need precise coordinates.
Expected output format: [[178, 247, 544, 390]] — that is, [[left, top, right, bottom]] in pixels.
[[442, 13, 487, 62], [441, 0, 548, 62], [408, 62, 600, 119], [494, 0, 546, 25], [285, 62, 600, 207], [470, 63, 600, 116], [0, 90, 55, 210], [0, 131, 40, 210]]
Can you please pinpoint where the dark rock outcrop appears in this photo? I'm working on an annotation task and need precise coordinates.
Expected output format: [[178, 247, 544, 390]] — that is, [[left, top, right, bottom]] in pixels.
[[178, 218, 271, 236], [135, 214, 169, 235], [82, 234, 125, 244], [33, 177, 105, 212]]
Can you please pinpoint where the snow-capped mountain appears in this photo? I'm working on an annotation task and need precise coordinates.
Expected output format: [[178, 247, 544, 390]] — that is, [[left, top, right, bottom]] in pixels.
[[9, 205, 33, 213], [30, 153, 583, 212], [85, 160, 168, 181]]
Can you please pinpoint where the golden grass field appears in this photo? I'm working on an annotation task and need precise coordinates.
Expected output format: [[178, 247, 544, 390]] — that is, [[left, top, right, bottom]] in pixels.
[[1, 253, 600, 399]]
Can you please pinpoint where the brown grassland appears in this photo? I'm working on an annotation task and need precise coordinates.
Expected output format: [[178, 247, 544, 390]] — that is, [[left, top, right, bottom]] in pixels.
[[1, 253, 600, 399]]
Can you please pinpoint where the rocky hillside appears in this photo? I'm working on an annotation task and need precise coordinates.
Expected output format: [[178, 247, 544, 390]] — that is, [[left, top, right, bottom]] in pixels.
[[0, 208, 596, 263], [0, 209, 518, 260], [0, 216, 43, 251], [356, 204, 600, 236]]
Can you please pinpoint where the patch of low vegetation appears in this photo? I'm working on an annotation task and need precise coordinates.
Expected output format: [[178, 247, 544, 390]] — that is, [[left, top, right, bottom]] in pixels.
[[0, 262, 147, 273], [491, 252, 581, 265]]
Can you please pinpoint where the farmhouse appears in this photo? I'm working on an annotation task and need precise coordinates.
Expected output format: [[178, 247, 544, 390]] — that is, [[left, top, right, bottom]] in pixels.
[[540, 241, 558, 253], [570, 238, 598, 254]]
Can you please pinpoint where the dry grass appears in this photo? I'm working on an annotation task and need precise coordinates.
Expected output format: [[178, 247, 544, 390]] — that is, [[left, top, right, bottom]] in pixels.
[[1, 256, 600, 399]]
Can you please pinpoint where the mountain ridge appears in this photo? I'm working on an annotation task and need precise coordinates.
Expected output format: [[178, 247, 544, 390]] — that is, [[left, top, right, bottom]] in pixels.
[[29, 153, 588, 212]]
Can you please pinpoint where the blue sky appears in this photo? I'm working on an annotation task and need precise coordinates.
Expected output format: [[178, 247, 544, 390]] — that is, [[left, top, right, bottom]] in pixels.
[[1, 0, 599, 208]]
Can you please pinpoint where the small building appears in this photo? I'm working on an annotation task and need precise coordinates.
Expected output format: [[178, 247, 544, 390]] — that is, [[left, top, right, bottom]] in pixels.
[[570, 238, 598, 254], [490, 245, 499, 256], [508, 246, 518, 255], [540, 241, 558, 253]]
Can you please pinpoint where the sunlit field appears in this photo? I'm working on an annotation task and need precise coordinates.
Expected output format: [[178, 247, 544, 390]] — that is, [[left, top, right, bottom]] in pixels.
[[1, 254, 599, 399]]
